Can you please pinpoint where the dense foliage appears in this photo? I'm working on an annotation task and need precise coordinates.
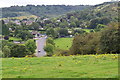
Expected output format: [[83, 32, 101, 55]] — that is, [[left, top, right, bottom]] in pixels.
[[44, 37, 55, 56], [1, 5, 90, 18], [70, 22, 120, 55], [1, 40, 36, 57]]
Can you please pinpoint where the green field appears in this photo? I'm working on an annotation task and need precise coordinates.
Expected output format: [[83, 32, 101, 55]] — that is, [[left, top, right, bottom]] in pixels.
[[54, 38, 73, 50], [2, 54, 118, 78], [82, 29, 93, 33], [9, 37, 22, 41]]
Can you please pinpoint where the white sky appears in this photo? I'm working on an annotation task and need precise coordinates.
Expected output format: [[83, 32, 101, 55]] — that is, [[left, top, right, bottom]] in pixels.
[[0, 0, 117, 8]]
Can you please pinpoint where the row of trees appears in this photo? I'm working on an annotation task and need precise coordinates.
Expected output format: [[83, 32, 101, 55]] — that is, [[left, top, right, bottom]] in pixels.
[[44, 37, 55, 56], [1, 39, 36, 57], [2, 5, 89, 18], [46, 28, 69, 38], [70, 23, 120, 55]]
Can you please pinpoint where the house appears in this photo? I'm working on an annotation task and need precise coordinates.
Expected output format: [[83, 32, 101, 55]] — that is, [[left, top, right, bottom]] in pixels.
[[9, 28, 13, 31], [31, 31, 40, 37], [57, 20, 61, 22], [39, 27, 44, 30], [43, 18, 49, 21], [31, 31, 38, 35], [13, 41, 21, 44], [4, 19, 10, 24], [12, 20, 21, 25], [26, 21, 33, 25], [69, 35, 73, 38], [68, 30, 72, 34]]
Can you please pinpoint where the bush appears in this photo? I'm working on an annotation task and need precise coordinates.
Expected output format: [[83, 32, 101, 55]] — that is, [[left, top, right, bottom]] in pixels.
[[25, 39, 36, 54], [10, 44, 30, 57], [53, 48, 69, 56], [44, 44, 54, 56], [46, 37, 55, 45], [2, 46, 11, 57]]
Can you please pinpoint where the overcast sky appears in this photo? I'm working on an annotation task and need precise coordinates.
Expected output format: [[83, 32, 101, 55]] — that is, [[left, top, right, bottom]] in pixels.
[[0, 0, 117, 8]]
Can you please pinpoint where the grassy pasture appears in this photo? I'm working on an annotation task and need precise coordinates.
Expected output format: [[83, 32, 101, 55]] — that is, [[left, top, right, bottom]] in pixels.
[[54, 38, 73, 50], [82, 29, 93, 33], [9, 37, 22, 41], [2, 54, 118, 78]]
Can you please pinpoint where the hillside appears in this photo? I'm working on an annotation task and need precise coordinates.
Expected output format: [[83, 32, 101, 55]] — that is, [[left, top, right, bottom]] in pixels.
[[57, 2, 119, 29], [1, 5, 90, 18]]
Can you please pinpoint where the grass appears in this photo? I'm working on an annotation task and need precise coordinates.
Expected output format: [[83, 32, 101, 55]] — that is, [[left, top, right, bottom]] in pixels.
[[9, 37, 22, 41], [54, 38, 73, 50], [82, 29, 93, 33], [2, 54, 118, 78]]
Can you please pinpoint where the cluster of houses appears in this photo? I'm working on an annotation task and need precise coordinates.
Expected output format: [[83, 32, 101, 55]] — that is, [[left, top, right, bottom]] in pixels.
[[3, 18, 36, 25]]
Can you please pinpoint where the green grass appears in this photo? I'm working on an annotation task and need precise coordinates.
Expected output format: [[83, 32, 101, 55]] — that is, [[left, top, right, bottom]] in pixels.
[[9, 37, 22, 41], [2, 54, 118, 78], [54, 38, 73, 50], [82, 29, 93, 33]]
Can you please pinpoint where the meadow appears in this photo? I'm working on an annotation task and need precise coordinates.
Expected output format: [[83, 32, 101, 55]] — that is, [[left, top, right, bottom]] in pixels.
[[54, 38, 73, 50], [82, 29, 93, 33], [9, 37, 22, 41], [2, 54, 118, 78]]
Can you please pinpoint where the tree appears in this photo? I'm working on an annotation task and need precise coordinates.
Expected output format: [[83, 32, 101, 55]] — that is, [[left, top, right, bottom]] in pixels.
[[89, 18, 100, 29], [25, 39, 37, 54], [10, 44, 29, 57], [59, 28, 68, 37], [2, 46, 11, 57], [46, 37, 55, 45], [99, 17, 110, 25], [89, 17, 110, 29], [2, 24, 9, 36], [44, 44, 54, 56], [29, 22, 40, 30], [70, 22, 76, 28], [69, 32, 100, 55], [94, 24, 106, 32], [74, 29, 86, 34], [16, 30, 33, 41], [46, 28, 58, 38], [99, 23, 120, 53], [69, 35, 82, 55], [59, 20, 68, 28]]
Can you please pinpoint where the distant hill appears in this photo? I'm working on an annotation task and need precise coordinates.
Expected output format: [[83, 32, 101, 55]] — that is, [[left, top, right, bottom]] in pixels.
[[1, 5, 91, 18], [57, 2, 119, 29]]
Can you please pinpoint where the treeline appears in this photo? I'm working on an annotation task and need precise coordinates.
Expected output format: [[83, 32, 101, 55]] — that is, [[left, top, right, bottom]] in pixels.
[[70, 23, 120, 55], [1, 5, 90, 18], [0, 20, 34, 41]]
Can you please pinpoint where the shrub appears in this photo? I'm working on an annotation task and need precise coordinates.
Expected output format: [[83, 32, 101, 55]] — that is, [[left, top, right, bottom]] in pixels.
[[46, 37, 55, 45], [2, 46, 11, 57], [44, 44, 54, 56], [10, 44, 30, 57], [25, 39, 36, 54]]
